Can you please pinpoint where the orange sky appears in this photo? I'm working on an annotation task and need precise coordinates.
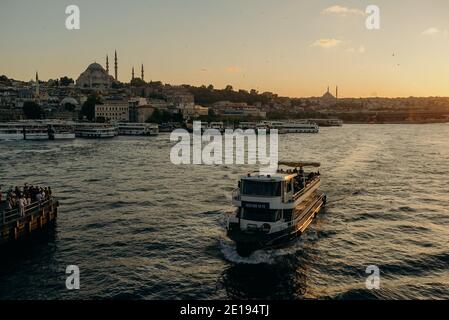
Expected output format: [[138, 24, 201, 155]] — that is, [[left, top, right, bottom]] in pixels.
[[1, 0, 448, 98]]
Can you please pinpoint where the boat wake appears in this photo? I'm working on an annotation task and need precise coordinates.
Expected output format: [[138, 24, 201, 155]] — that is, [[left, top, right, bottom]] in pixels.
[[220, 240, 277, 264], [220, 238, 305, 265]]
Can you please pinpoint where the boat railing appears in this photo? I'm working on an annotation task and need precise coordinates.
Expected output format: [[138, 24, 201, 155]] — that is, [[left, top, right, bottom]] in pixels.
[[0, 198, 55, 226], [291, 177, 320, 202], [232, 188, 241, 201]]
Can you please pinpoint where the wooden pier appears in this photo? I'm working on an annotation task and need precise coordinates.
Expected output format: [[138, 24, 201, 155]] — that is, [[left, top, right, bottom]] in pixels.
[[0, 198, 59, 245]]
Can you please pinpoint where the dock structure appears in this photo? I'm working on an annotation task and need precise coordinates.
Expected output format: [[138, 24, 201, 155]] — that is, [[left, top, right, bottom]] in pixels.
[[0, 198, 59, 245]]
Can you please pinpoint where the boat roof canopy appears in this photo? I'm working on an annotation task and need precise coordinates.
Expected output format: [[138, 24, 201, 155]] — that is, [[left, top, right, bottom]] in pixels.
[[278, 161, 321, 168]]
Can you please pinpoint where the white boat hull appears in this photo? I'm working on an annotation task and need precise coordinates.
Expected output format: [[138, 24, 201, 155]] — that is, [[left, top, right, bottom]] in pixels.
[[75, 132, 117, 138], [53, 133, 76, 140], [24, 133, 48, 140], [0, 133, 23, 140], [280, 129, 319, 134]]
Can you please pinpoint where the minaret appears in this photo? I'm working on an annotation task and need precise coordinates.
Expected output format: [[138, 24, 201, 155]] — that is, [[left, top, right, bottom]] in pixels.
[[106, 55, 109, 74], [141, 64, 144, 81], [327, 85, 330, 93], [114, 50, 118, 81], [336, 86, 338, 99], [132, 66, 135, 80], [35, 72, 40, 98]]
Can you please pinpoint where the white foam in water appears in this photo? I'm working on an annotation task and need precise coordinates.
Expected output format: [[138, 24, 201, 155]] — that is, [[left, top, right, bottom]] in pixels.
[[220, 240, 276, 264], [22, 147, 61, 154], [220, 238, 304, 265]]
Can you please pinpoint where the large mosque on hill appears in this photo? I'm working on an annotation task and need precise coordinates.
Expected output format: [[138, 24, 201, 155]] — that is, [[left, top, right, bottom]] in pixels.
[[76, 51, 145, 89]]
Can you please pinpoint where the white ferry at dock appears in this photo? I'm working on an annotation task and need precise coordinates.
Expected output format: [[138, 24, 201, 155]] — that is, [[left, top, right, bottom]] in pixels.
[[0, 122, 49, 140], [48, 122, 76, 140], [272, 121, 319, 134], [226, 161, 326, 256], [117, 123, 159, 136], [23, 124, 49, 140], [0, 123, 24, 140], [75, 123, 118, 139], [208, 122, 225, 133]]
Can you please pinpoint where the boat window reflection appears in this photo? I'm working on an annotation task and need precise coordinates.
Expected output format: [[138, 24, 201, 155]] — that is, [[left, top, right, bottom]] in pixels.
[[242, 181, 281, 197]]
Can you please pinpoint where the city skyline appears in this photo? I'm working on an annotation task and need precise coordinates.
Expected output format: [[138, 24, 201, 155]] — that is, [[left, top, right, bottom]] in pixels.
[[1, 0, 449, 98]]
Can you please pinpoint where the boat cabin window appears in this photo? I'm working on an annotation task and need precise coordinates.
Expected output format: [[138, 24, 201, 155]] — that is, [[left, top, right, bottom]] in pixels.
[[285, 180, 292, 193], [241, 181, 281, 197], [242, 208, 282, 222]]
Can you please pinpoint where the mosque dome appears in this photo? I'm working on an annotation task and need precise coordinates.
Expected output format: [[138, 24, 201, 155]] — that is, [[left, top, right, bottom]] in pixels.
[[60, 97, 79, 106], [76, 62, 115, 89], [87, 62, 104, 71]]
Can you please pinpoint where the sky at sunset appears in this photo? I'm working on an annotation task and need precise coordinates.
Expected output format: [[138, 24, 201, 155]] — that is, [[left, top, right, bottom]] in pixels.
[[1, 0, 449, 98]]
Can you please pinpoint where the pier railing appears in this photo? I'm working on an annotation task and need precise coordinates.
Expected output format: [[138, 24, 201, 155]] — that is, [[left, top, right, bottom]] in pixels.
[[0, 198, 54, 226]]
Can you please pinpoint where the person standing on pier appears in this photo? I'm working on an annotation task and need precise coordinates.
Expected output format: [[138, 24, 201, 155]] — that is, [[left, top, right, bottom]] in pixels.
[[18, 194, 26, 217]]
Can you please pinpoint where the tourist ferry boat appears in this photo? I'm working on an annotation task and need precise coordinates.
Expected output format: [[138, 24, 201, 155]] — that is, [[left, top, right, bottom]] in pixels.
[[0, 123, 23, 140], [75, 123, 118, 138], [273, 121, 319, 134], [48, 122, 76, 140], [239, 122, 257, 130], [117, 123, 159, 136], [208, 122, 225, 132], [23, 124, 49, 140], [226, 161, 326, 256]]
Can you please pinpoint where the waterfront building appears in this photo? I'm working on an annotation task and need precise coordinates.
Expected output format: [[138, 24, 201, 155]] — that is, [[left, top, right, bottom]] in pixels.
[[95, 99, 129, 122], [182, 104, 209, 119], [212, 101, 266, 118], [128, 98, 158, 123]]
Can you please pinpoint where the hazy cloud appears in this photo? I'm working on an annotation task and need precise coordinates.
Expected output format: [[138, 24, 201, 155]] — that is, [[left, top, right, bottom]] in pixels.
[[311, 39, 342, 48], [421, 27, 441, 35], [226, 66, 241, 73], [322, 5, 365, 16], [347, 45, 366, 54]]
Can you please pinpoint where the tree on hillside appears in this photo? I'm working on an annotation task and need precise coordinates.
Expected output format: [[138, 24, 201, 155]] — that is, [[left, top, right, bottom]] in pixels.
[[59, 76, 74, 86], [23, 101, 44, 119], [80, 94, 102, 121], [146, 108, 183, 124]]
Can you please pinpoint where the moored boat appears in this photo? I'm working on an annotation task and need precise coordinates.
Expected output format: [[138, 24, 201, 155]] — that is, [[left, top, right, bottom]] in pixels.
[[48, 122, 76, 140], [23, 124, 49, 140], [75, 123, 118, 138], [117, 122, 159, 136], [226, 161, 326, 256], [272, 121, 319, 134], [0, 123, 23, 140]]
